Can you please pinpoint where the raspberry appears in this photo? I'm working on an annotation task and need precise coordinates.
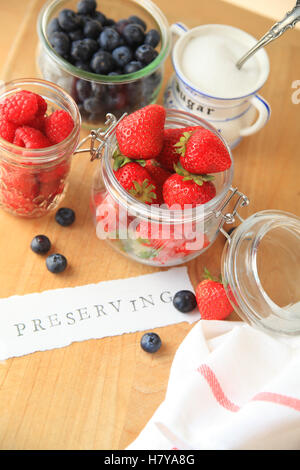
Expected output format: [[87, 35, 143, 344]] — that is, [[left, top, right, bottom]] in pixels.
[[13, 126, 52, 149], [27, 115, 46, 132], [0, 117, 18, 143], [1, 164, 40, 199], [45, 110, 74, 144], [22, 91, 47, 116], [1, 91, 38, 125]]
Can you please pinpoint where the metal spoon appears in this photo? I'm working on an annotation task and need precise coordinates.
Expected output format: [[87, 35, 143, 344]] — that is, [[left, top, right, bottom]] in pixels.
[[236, 1, 300, 69]]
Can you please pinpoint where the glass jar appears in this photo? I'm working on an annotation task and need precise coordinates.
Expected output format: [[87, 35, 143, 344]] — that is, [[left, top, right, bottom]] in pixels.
[[37, 0, 171, 127], [90, 109, 234, 266], [222, 210, 300, 337], [87, 109, 300, 338], [0, 79, 81, 218]]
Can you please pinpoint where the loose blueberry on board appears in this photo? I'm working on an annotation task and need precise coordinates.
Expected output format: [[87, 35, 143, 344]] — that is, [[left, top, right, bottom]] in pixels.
[[30, 235, 51, 255], [173, 290, 197, 313], [55, 207, 76, 227], [144, 29, 161, 48], [77, 0, 97, 15], [140, 332, 162, 353], [58, 9, 82, 32], [46, 254, 68, 274]]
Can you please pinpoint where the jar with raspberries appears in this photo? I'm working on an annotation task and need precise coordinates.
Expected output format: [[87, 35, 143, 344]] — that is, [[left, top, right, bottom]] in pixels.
[[90, 107, 234, 267], [0, 79, 80, 218], [37, 0, 171, 127]]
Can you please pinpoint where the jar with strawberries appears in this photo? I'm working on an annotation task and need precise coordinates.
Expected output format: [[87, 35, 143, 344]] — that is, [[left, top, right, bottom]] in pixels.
[[0, 79, 80, 218], [89, 106, 235, 267]]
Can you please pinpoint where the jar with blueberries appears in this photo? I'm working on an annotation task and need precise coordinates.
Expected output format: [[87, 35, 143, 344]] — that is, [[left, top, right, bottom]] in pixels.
[[37, 0, 171, 127]]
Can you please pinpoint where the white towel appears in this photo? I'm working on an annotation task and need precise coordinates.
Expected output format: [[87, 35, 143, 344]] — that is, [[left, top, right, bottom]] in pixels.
[[128, 321, 300, 450]]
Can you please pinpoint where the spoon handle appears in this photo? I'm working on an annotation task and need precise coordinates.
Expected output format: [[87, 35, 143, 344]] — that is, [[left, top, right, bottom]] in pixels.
[[236, 3, 300, 69]]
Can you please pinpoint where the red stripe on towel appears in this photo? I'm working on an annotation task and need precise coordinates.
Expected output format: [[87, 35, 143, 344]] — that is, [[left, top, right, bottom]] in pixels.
[[198, 364, 300, 413]]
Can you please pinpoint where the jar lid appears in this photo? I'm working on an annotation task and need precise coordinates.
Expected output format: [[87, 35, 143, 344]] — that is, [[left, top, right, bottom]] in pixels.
[[222, 210, 300, 337]]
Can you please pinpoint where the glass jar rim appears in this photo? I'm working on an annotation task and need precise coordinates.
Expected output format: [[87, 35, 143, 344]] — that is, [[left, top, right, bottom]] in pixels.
[[0, 78, 81, 164], [101, 108, 234, 224], [222, 210, 300, 336], [37, 0, 171, 84]]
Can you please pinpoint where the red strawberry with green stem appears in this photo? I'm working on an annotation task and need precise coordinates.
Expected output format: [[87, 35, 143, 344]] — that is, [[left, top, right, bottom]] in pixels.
[[116, 104, 166, 159], [163, 163, 216, 208], [176, 128, 232, 174], [114, 162, 160, 205], [157, 126, 204, 172], [196, 268, 234, 320]]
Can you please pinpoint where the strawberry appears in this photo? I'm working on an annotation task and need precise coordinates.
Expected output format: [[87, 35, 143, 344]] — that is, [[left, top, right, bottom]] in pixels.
[[116, 104, 166, 159], [163, 163, 216, 208], [157, 128, 183, 171], [176, 128, 231, 174], [157, 126, 204, 172], [196, 269, 234, 320], [114, 162, 159, 205], [138, 159, 172, 187]]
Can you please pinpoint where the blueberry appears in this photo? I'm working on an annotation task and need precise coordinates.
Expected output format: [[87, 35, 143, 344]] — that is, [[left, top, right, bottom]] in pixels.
[[46, 254, 68, 274], [124, 60, 143, 74], [104, 18, 116, 27], [115, 19, 130, 35], [106, 92, 126, 111], [58, 9, 82, 32], [98, 28, 120, 51], [76, 79, 92, 101], [173, 290, 197, 313], [140, 332, 162, 353], [112, 46, 132, 68], [92, 11, 107, 25], [122, 24, 145, 47], [77, 0, 97, 15], [128, 15, 147, 31], [55, 207, 76, 226], [83, 96, 105, 113], [75, 60, 92, 71], [30, 235, 51, 255], [135, 44, 158, 65], [83, 19, 103, 38], [68, 29, 84, 41], [71, 38, 98, 61], [144, 29, 161, 48], [90, 50, 115, 74], [49, 31, 70, 56], [47, 18, 62, 37], [91, 82, 105, 97], [108, 71, 122, 76]]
